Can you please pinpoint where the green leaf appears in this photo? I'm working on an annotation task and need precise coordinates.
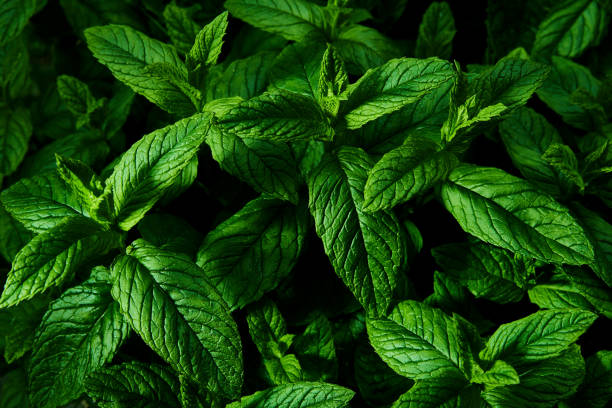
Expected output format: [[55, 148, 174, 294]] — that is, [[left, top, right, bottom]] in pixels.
[[480, 309, 597, 363], [334, 24, 400, 75], [218, 90, 333, 142], [390, 376, 470, 408], [1, 172, 89, 234], [566, 350, 612, 408], [111, 240, 243, 398], [137, 213, 202, 259], [541, 143, 585, 192], [226, 382, 355, 408], [0, 295, 50, 363], [0, 0, 37, 46], [206, 125, 301, 203], [571, 204, 612, 286], [106, 113, 211, 231], [363, 138, 459, 212], [499, 107, 564, 196], [482, 345, 585, 408], [471, 360, 520, 387], [293, 312, 338, 382], [187, 11, 229, 71], [84, 24, 196, 115], [563, 266, 612, 319], [432, 241, 531, 303], [0, 217, 120, 308], [415, 1, 456, 60], [366, 300, 470, 380], [196, 197, 307, 310], [101, 84, 135, 139], [440, 164, 594, 265], [532, 0, 607, 59], [224, 0, 327, 42], [528, 279, 597, 312], [307, 147, 404, 317], [0, 202, 31, 262], [163, 2, 200, 54], [342, 57, 455, 129], [56, 75, 104, 128], [270, 41, 325, 100], [318, 44, 348, 117], [246, 299, 303, 385], [85, 362, 181, 408], [0, 107, 32, 177], [0, 369, 30, 408], [28, 280, 130, 408], [537, 56, 601, 130]]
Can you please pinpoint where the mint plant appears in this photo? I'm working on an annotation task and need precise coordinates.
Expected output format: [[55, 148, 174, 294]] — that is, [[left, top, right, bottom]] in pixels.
[[0, 0, 611, 407]]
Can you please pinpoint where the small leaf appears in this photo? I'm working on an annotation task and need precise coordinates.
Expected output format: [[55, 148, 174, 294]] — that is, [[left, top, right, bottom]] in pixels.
[[187, 11, 229, 71], [0, 107, 32, 177], [415, 1, 456, 59], [471, 360, 520, 387]]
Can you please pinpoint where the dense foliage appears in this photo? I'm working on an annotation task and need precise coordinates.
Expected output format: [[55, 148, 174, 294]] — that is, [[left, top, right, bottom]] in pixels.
[[0, 0, 611, 407]]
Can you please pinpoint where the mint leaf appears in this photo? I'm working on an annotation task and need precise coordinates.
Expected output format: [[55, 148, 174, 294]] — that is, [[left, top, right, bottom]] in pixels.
[[0, 294, 49, 363], [106, 113, 211, 231], [532, 0, 607, 59], [270, 41, 325, 100], [137, 213, 202, 259], [226, 382, 355, 408], [111, 240, 243, 397], [206, 125, 301, 203], [415, 1, 456, 59], [196, 197, 307, 310], [432, 242, 531, 303], [0, 107, 32, 178], [363, 137, 459, 212], [308, 147, 404, 317], [334, 25, 400, 74], [0, 0, 37, 46], [571, 204, 612, 286], [224, 0, 327, 42], [366, 300, 470, 380], [0, 217, 120, 308], [541, 143, 585, 192], [441, 164, 594, 265], [390, 375, 470, 408], [84, 24, 196, 115], [480, 309, 597, 362], [471, 360, 520, 387], [85, 362, 181, 408], [28, 279, 129, 408], [187, 11, 229, 71], [0, 369, 29, 408], [342, 57, 454, 129], [56, 75, 104, 129], [293, 312, 338, 382], [566, 350, 612, 408], [163, 2, 200, 54]]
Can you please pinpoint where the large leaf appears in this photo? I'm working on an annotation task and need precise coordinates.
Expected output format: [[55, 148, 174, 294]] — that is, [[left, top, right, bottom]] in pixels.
[[366, 300, 470, 380], [307, 147, 404, 317], [270, 41, 325, 100], [532, 0, 607, 59], [1, 172, 89, 234], [106, 113, 211, 231], [111, 240, 243, 397], [0, 108, 32, 177], [84, 24, 195, 115], [85, 362, 181, 408], [440, 164, 594, 265], [226, 382, 355, 408], [391, 376, 471, 408], [206, 125, 301, 203], [28, 280, 130, 408], [0, 217, 120, 308], [196, 197, 307, 310], [224, 0, 327, 42], [218, 90, 332, 142], [480, 309, 597, 362], [363, 138, 458, 212], [342, 57, 454, 129], [432, 241, 531, 303]]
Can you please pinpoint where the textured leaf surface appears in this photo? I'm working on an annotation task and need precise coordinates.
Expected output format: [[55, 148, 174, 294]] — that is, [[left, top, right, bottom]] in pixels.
[[415, 2, 456, 59], [84, 24, 195, 115], [224, 0, 326, 41], [363, 138, 458, 212], [366, 300, 469, 379], [480, 309, 597, 362], [196, 197, 307, 310], [335, 25, 400, 75], [270, 41, 324, 100], [432, 242, 530, 303], [206, 125, 300, 203], [218, 90, 332, 142], [0, 217, 119, 308], [187, 11, 228, 69], [226, 382, 355, 408], [111, 240, 243, 397], [307, 147, 404, 316], [390, 376, 469, 408], [441, 164, 594, 265], [0, 0, 37, 46], [342, 58, 454, 129], [0, 107, 32, 177], [107, 113, 210, 231], [85, 362, 181, 408], [567, 350, 612, 408], [29, 280, 130, 408], [571, 204, 612, 287]]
